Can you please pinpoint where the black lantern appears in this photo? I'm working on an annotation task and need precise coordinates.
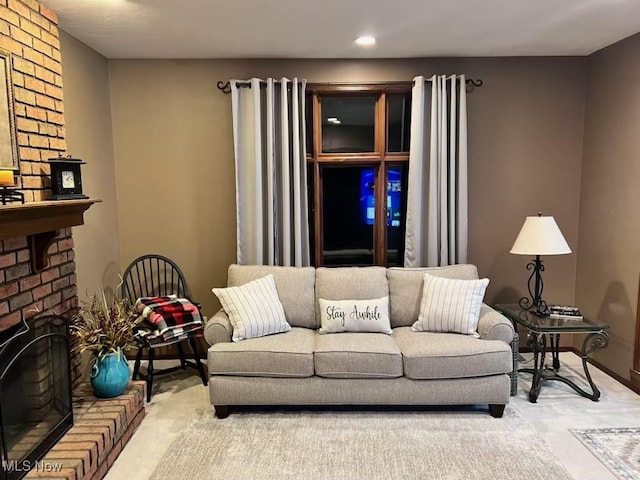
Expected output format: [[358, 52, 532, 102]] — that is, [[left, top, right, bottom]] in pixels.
[[47, 155, 88, 200]]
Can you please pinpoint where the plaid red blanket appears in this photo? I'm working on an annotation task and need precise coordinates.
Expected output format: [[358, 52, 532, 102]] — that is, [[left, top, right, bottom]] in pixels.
[[134, 295, 204, 345]]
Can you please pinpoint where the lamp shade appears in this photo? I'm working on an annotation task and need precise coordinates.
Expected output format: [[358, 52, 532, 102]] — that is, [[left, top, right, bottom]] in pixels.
[[510, 215, 571, 256], [0, 170, 14, 187]]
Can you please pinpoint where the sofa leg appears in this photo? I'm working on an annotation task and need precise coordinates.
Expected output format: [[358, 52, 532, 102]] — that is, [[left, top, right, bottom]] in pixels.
[[215, 405, 231, 419], [488, 404, 506, 418]]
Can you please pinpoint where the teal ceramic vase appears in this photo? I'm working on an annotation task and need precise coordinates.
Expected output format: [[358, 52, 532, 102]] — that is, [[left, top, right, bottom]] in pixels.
[[90, 349, 130, 398]]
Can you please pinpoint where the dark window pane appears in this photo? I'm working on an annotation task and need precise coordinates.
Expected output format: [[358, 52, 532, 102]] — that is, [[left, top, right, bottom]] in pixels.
[[387, 94, 411, 152], [386, 164, 408, 266], [305, 94, 313, 155], [321, 96, 376, 153], [322, 166, 375, 265], [307, 166, 316, 265]]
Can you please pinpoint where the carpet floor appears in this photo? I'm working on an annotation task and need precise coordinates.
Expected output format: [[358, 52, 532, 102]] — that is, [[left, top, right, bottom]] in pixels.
[[571, 427, 640, 480], [150, 407, 572, 480], [104, 353, 640, 480]]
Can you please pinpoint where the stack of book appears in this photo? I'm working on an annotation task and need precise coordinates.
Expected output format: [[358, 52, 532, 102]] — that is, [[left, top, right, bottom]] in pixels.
[[547, 305, 583, 320]]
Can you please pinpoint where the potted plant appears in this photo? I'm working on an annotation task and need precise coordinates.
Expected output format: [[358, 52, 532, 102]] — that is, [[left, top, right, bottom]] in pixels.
[[71, 287, 139, 398]]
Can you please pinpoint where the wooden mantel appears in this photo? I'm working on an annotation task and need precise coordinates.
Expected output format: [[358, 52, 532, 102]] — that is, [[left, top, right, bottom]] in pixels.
[[0, 198, 101, 271]]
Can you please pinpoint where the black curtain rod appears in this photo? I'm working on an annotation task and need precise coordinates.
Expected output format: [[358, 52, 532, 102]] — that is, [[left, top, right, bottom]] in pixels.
[[216, 78, 483, 94]]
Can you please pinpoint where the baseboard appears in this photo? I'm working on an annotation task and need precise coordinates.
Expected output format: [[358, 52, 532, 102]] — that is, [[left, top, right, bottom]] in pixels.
[[522, 345, 640, 395], [631, 369, 640, 390], [568, 348, 640, 395]]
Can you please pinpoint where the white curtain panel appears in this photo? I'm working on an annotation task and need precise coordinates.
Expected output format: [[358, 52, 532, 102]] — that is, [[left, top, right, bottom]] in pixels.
[[231, 77, 310, 266], [404, 74, 468, 267]]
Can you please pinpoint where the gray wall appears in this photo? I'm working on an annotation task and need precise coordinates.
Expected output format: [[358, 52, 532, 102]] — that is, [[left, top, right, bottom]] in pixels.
[[59, 24, 640, 379], [60, 31, 120, 297], [108, 57, 588, 319], [576, 33, 640, 380]]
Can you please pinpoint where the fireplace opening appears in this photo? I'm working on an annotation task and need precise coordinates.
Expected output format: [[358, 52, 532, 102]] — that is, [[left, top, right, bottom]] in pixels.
[[0, 315, 73, 480]]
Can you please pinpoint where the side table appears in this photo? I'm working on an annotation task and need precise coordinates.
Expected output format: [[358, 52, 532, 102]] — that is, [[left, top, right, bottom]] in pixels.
[[494, 304, 609, 403]]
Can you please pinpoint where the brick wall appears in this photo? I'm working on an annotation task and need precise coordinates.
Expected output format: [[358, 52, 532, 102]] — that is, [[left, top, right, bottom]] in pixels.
[[0, 6, 136, 477], [0, 1, 80, 383], [0, 229, 81, 384], [1, 0, 66, 202]]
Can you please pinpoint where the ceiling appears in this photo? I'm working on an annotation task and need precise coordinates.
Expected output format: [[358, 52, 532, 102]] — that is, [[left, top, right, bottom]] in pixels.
[[42, 0, 640, 59]]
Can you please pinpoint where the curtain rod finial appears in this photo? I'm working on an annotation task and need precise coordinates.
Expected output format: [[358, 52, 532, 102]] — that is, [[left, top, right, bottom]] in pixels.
[[217, 81, 231, 94], [465, 78, 483, 93]]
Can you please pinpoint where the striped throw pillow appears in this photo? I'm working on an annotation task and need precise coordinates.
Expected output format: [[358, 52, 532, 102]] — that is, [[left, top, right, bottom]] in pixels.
[[412, 274, 489, 336], [212, 274, 291, 342]]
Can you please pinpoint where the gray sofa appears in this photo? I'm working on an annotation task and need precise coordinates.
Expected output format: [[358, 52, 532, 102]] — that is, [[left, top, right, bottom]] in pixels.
[[205, 264, 517, 418]]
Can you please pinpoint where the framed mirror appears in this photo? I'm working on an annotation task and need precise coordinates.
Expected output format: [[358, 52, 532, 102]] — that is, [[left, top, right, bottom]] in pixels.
[[0, 48, 18, 171]]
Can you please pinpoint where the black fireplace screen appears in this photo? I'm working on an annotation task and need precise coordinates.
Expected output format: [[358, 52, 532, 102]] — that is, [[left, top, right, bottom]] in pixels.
[[0, 314, 73, 480]]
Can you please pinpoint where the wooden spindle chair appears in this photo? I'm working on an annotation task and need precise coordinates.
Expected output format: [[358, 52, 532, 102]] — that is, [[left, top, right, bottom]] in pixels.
[[121, 254, 207, 402]]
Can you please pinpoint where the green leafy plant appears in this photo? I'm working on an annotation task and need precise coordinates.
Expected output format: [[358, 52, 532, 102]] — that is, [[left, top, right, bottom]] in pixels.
[[71, 286, 140, 358]]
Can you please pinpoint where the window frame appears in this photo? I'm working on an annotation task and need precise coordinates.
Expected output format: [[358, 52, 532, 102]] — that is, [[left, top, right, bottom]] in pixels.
[[306, 83, 412, 267]]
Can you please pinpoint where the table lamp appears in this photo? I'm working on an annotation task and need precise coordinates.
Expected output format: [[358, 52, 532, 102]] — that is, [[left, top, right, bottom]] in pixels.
[[510, 213, 571, 315], [0, 170, 25, 205]]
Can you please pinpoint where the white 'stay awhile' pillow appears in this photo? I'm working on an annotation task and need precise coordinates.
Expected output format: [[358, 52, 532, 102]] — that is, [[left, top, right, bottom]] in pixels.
[[412, 274, 489, 336], [212, 274, 291, 342], [319, 297, 392, 334]]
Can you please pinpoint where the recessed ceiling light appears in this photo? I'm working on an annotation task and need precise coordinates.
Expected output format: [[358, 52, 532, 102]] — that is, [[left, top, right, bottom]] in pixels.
[[327, 117, 341, 125], [355, 35, 376, 47]]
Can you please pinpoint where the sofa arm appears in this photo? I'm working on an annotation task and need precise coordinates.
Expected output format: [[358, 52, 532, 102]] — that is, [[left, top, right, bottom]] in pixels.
[[204, 309, 233, 346], [477, 304, 515, 345]]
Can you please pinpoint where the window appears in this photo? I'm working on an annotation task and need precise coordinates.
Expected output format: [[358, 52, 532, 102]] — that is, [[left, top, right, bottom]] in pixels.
[[306, 84, 411, 267], [320, 96, 376, 153]]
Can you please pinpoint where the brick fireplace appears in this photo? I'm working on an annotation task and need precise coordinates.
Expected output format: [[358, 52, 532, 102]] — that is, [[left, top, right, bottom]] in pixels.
[[0, 313, 73, 480], [0, 3, 147, 479], [0, 230, 80, 383], [0, 208, 91, 477], [0, 0, 80, 379]]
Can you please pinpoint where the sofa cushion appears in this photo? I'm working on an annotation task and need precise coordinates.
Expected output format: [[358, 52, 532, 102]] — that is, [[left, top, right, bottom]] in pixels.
[[319, 297, 392, 334], [314, 333, 403, 379], [213, 274, 291, 342], [387, 265, 479, 327], [228, 264, 317, 329], [393, 327, 511, 380], [208, 327, 314, 377], [315, 267, 388, 323]]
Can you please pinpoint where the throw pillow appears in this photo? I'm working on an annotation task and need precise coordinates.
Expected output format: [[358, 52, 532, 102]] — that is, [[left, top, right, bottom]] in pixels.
[[212, 274, 291, 342], [319, 297, 392, 334], [412, 274, 489, 336]]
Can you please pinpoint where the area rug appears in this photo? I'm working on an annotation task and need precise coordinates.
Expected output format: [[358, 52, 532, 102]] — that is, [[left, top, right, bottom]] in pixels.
[[150, 407, 573, 480], [571, 427, 640, 480]]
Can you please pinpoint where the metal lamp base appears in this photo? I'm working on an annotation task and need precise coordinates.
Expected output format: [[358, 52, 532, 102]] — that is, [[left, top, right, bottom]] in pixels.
[[518, 255, 548, 316]]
